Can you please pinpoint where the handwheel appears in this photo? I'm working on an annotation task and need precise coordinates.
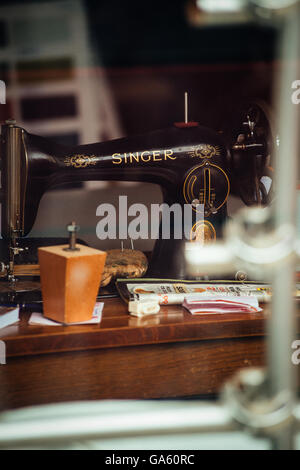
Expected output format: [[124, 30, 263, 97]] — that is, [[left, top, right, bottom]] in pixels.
[[224, 100, 275, 206]]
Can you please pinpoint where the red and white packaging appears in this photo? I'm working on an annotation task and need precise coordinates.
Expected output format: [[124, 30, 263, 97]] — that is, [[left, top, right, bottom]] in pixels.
[[183, 296, 262, 315]]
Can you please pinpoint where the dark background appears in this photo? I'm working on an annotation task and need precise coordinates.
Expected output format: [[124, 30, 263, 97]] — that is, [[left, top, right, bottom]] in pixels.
[[85, 0, 276, 67], [85, 0, 277, 135], [0, 0, 278, 135]]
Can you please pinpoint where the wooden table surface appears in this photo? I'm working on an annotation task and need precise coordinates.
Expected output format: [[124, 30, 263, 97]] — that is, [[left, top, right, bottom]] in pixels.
[[0, 298, 296, 411]]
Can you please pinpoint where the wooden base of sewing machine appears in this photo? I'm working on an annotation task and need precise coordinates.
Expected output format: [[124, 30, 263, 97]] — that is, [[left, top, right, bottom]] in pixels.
[[0, 278, 118, 304], [0, 299, 299, 411]]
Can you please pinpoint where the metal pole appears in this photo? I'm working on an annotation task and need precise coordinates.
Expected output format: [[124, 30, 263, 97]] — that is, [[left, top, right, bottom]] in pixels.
[[267, 3, 300, 449], [0, 401, 236, 447], [185, 91, 188, 123]]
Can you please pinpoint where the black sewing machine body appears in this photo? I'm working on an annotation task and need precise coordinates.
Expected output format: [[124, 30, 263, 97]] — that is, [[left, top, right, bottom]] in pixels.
[[0, 102, 273, 294]]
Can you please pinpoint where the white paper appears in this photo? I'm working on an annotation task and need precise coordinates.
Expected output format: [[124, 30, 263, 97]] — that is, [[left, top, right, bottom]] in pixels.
[[0, 307, 20, 330], [29, 302, 104, 326]]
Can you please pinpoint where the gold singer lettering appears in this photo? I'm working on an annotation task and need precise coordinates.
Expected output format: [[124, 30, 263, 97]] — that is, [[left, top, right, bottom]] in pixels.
[[112, 149, 175, 164]]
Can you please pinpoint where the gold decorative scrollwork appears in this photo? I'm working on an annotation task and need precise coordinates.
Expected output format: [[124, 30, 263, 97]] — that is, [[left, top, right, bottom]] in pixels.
[[190, 220, 216, 243], [183, 162, 230, 213], [188, 144, 220, 159], [64, 155, 97, 168]]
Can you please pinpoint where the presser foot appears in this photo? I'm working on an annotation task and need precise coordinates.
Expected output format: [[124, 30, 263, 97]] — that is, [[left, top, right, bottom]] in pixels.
[[0, 277, 41, 305], [0, 279, 41, 293]]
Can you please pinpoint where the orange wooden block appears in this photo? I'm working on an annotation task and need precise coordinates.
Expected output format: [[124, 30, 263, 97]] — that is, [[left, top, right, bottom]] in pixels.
[[38, 244, 106, 323]]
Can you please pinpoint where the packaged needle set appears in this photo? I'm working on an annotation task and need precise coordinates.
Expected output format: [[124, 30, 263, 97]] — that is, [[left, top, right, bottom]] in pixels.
[[116, 278, 275, 305]]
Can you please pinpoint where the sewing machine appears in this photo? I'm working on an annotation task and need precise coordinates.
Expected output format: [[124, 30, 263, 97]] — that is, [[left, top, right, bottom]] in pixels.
[[0, 100, 274, 301]]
